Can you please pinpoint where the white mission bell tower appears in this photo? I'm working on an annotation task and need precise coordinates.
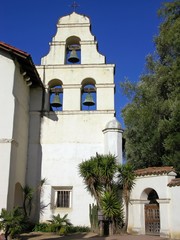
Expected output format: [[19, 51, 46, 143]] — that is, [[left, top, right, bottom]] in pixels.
[[34, 11, 123, 225]]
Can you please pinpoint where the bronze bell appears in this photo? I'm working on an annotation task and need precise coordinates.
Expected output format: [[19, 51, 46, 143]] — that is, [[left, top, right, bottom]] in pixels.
[[68, 49, 79, 63], [83, 92, 95, 106], [51, 93, 62, 108]]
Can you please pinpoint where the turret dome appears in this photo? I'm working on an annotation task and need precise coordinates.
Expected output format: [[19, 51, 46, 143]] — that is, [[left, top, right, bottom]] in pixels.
[[104, 117, 122, 130]]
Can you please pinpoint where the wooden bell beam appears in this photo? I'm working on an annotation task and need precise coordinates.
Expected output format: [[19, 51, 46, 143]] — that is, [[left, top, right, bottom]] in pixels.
[[50, 88, 63, 93], [82, 87, 96, 93]]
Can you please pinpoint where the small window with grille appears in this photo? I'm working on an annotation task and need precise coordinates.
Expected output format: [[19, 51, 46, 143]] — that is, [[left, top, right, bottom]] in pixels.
[[52, 187, 72, 209], [57, 190, 70, 208]]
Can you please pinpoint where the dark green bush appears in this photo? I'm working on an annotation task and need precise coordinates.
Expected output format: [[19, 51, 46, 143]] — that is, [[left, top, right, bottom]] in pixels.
[[33, 223, 51, 232], [59, 226, 68, 235], [66, 225, 90, 233], [21, 221, 36, 233], [33, 223, 90, 234]]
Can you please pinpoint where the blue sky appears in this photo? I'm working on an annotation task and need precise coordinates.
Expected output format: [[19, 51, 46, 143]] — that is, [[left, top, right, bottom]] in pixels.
[[0, 0, 168, 127]]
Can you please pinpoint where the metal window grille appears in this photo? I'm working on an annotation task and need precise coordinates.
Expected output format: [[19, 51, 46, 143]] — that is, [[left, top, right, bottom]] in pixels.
[[56, 190, 70, 208]]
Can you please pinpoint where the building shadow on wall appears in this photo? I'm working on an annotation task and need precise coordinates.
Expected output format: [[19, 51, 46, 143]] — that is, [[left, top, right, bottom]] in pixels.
[[42, 111, 59, 121]]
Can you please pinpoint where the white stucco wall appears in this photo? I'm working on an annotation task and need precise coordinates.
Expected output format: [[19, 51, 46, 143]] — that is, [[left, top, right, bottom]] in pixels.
[[36, 64, 115, 112], [30, 11, 120, 226], [41, 12, 105, 65], [38, 112, 114, 225], [128, 172, 180, 239], [0, 50, 30, 211], [169, 186, 180, 239], [12, 64, 30, 181], [0, 52, 15, 139], [0, 52, 16, 211], [131, 174, 174, 200]]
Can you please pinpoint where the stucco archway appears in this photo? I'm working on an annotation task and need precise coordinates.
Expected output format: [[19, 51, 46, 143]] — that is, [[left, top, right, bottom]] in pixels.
[[141, 188, 160, 235]]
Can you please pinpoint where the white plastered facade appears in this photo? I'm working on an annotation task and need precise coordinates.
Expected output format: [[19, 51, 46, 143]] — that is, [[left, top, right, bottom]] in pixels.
[[26, 12, 123, 226], [128, 171, 180, 239], [0, 50, 30, 211], [0, 11, 180, 239]]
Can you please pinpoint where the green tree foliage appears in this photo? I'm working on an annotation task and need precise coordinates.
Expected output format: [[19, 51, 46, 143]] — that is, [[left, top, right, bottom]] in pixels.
[[48, 213, 72, 235], [0, 207, 24, 240], [101, 191, 121, 219], [79, 153, 117, 209], [117, 164, 135, 231], [121, 0, 180, 174], [22, 185, 34, 217], [79, 154, 134, 234]]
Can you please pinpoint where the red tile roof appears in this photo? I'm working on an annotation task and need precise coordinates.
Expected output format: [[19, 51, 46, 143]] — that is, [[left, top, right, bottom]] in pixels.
[[0, 41, 29, 56], [135, 166, 175, 176], [167, 178, 180, 187], [0, 41, 43, 88]]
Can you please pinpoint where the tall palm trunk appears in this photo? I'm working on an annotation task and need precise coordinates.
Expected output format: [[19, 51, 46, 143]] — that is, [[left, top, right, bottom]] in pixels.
[[5, 227, 9, 240], [123, 188, 130, 232], [124, 199, 129, 231], [91, 185, 101, 209]]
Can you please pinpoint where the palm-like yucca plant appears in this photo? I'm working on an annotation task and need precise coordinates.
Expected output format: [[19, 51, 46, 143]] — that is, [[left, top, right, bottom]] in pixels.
[[79, 153, 124, 235], [117, 163, 136, 232], [97, 154, 117, 189], [101, 191, 122, 219], [79, 156, 102, 208], [22, 185, 34, 217], [49, 214, 72, 233], [0, 207, 24, 240], [79, 154, 118, 206], [100, 191, 124, 235]]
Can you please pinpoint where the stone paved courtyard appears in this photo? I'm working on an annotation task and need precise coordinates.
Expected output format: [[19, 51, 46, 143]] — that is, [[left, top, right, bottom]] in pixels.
[[19, 232, 170, 240]]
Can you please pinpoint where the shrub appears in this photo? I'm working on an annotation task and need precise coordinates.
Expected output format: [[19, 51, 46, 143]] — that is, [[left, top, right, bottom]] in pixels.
[[21, 220, 36, 233], [0, 207, 24, 240], [66, 225, 90, 233], [58, 226, 67, 235], [33, 223, 51, 232], [48, 213, 72, 233], [33, 222, 90, 235]]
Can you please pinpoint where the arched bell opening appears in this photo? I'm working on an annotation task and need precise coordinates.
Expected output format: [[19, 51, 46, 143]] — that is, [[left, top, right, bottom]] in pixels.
[[81, 78, 96, 111], [66, 36, 81, 64], [48, 79, 63, 111]]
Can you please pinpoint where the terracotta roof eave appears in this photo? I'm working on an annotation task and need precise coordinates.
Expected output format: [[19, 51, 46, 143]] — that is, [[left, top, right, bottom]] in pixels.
[[0, 41, 29, 57], [23, 54, 44, 88], [16, 54, 43, 88], [0, 41, 44, 88], [135, 166, 175, 177], [167, 178, 180, 187]]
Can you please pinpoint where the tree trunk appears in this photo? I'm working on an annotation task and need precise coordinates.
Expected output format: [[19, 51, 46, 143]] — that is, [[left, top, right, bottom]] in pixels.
[[109, 220, 114, 236], [91, 185, 101, 209], [124, 200, 129, 232], [99, 220, 104, 236], [5, 227, 10, 240]]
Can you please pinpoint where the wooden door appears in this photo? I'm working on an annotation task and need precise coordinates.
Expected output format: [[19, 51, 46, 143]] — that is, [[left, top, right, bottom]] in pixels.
[[145, 204, 160, 235]]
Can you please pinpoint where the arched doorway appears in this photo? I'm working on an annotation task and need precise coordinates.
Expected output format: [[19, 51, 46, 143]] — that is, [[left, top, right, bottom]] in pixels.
[[144, 189, 160, 235]]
